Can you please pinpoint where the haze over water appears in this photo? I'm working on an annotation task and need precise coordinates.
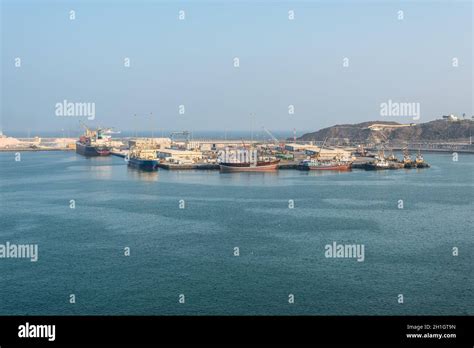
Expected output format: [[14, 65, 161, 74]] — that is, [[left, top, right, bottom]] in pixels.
[[1, 1, 472, 133]]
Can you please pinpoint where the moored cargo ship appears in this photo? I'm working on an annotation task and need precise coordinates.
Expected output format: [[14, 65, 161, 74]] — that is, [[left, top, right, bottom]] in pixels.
[[76, 136, 110, 156], [75, 123, 112, 157]]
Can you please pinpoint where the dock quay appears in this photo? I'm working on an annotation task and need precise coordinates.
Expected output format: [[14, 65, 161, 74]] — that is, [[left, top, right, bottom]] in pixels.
[[154, 162, 297, 170], [111, 150, 429, 171], [0, 132, 436, 172]]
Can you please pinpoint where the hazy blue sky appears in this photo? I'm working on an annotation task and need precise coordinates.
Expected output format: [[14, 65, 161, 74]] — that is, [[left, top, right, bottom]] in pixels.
[[1, 0, 472, 135]]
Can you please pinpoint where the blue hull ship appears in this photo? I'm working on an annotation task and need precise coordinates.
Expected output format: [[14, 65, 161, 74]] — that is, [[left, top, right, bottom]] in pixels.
[[127, 157, 159, 171]]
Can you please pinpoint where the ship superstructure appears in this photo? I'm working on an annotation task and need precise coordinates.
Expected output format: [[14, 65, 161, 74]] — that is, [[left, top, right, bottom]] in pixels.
[[126, 140, 160, 171], [76, 122, 112, 156]]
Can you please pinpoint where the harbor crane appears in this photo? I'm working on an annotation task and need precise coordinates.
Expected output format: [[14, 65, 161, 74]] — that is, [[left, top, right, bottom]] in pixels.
[[79, 121, 116, 139], [370, 127, 390, 151], [262, 126, 279, 144], [79, 121, 95, 137], [314, 137, 328, 160], [262, 126, 287, 150]]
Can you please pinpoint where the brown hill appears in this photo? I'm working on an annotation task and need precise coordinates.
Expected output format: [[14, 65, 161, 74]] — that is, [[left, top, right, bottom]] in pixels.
[[297, 119, 473, 144]]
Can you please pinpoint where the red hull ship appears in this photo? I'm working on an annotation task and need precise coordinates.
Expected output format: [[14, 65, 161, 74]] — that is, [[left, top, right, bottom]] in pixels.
[[76, 136, 111, 156], [75, 123, 112, 157]]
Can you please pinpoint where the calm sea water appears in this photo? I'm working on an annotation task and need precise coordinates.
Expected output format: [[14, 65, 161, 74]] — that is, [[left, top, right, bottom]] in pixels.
[[0, 151, 472, 315]]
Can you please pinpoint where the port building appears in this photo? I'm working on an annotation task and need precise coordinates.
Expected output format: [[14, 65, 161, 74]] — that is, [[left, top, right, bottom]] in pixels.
[[157, 149, 203, 164]]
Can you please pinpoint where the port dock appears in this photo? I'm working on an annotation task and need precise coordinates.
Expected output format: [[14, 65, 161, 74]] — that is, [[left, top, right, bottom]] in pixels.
[[156, 163, 220, 170], [2, 130, 440, 172], [110, 148, 431, 171]]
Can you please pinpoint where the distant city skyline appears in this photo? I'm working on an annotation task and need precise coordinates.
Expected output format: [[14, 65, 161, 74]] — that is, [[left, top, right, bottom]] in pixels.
[[1, 0, 472, 133]]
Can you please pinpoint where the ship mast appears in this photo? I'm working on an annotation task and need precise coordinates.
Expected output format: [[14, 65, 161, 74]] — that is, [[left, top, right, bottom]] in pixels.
[[316, 137, 328, 160], [79, 121, 94, 138]]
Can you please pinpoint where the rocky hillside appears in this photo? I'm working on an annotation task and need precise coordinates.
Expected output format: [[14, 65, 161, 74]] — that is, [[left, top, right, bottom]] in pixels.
[[297, 119, 473, 144]]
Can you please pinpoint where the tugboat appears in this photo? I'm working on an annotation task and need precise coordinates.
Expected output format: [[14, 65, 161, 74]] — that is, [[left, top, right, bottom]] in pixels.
[[387, 150, 398, 162], [364, 151, 390, 170], [354, 144, 368, 157], [415, 149, 430, 168], [126, 146, 159, 171], [76, 122, 111, 156], [403, 148, 416, 168]]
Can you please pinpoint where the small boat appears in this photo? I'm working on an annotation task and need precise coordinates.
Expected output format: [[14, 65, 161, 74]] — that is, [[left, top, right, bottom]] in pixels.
[[415, 150, 430, 168], [387, 150, 398, 162], [365, 159, 390, 170], [403, 148, 416, 168], [364, 151, 390, 170], [76, 137, 110, 156], [298, 159, 351, 171]]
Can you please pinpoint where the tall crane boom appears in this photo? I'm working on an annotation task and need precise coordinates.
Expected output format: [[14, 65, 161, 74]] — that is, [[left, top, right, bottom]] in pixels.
[[262, 126, 279, 143], [79, 121, 94, 137]]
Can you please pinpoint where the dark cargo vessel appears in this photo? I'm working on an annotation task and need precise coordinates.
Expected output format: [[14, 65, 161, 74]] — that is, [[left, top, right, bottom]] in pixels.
[[75, 124, 111, 157], [76, 136, 111, 156], [127, 157, 159, 171]]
